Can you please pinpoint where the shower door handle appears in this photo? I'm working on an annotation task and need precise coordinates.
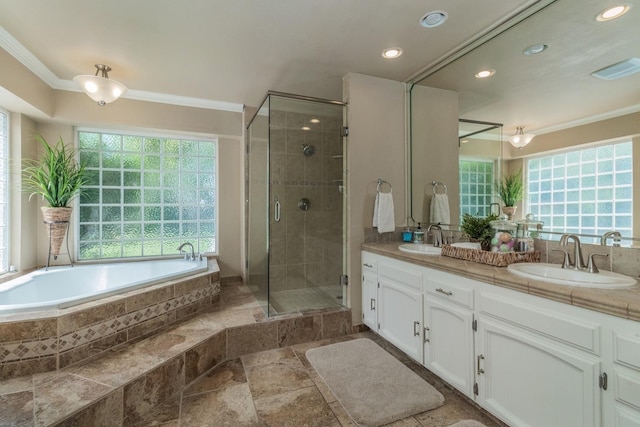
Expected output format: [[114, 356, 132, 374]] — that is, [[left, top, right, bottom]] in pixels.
[[274, 197, 281, 222]]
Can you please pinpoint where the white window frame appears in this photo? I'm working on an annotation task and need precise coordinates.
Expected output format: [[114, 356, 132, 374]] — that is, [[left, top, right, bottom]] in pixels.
[[0, 108, 8, 272]]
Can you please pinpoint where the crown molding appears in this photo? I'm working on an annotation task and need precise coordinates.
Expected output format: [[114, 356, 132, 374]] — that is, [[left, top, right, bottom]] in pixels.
[[533, 104, 640, 135], [0, 26, 244, 113]]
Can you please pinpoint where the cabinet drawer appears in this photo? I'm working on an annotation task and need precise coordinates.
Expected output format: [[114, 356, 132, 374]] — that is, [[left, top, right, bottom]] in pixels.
[[479, 292, 600, 355], [379, 260, 421, 291], [424, 270, 474, 309], [614, 331, 640, 370], [361, 252, 378, 273]]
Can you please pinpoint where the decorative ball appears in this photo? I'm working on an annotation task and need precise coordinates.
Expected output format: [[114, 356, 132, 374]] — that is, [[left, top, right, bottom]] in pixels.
[[500, 243, 511, 252], [499, 232, 513, 243]]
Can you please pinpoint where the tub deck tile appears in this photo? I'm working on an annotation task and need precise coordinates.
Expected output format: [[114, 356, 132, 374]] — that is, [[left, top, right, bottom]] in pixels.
[[0, 389, 34, 426]]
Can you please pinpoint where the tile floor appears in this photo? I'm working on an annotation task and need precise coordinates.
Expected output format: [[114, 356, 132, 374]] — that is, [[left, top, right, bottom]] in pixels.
[[135, 330, 504, 427]]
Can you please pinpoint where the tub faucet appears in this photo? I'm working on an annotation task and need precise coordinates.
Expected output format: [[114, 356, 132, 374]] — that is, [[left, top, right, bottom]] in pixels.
[[177, 242, 195, 261], [559, 234, 586, 270], [427, 224, 443, 247], [601, 231, 622, 247]]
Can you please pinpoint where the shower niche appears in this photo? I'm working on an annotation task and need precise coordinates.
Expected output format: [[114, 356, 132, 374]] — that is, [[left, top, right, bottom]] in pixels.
[[246, 92, 347, 316]]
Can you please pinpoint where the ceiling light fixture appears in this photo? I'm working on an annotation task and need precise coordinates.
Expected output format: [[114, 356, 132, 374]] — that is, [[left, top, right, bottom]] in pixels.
[[73, 64, 127, 106], [419, 11, 448, 28], [382, 48, 403, 59], [509, 126, 535, 149], [596, 4, 631, 21], [310, 118, 320, 123], [523, 43, 548, 56], [475, 69, 495, 79]]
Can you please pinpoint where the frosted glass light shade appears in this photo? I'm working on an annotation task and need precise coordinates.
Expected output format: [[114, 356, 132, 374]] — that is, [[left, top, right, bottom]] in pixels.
[[509, 127, 535, 148], [73, 64, 127, 106]]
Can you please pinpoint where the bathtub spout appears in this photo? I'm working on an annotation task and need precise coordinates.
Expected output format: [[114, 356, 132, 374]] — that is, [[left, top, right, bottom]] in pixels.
[[177, 242, 195, 261]]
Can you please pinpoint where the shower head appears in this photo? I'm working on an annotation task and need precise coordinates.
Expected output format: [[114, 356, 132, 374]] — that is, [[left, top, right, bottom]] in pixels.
[[302, 144, 316, 157]]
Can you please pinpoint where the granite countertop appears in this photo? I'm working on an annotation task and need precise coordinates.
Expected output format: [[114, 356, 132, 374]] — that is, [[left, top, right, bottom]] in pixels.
[[362, 242, 640, 323]]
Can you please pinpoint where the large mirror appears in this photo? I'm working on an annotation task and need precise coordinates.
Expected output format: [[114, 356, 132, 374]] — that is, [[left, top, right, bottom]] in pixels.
[[409, 0, 640, 239]]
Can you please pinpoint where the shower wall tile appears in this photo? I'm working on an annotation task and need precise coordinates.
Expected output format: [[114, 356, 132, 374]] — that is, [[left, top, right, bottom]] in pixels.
[[270, 238, 286, 266], [304, 156, 323, 182], [323, 132, 342, 156], [285, 112, 305, 129], [269, 266, 286, 292], [285, 154, 304, 183], [270, 153, 287, 181], [304, 236, 324, 264], [269, 128, 286, 153], [286, 264, 306, 290], [270, 110, 285, 128], [285, 129, 304, 154]]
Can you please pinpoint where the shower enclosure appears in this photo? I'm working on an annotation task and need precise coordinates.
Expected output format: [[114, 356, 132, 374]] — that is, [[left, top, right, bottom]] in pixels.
[[246, 92, 347, 317]]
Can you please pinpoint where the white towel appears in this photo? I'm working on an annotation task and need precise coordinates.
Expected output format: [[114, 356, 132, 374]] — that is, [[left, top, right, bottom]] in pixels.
[[373, 192, 395, 234], [430, 193, 450, 228]]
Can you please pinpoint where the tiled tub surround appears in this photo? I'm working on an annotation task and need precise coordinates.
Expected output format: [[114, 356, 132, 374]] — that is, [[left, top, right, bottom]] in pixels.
[[0, 279, 352, 426], [362, 241, 640, 321], [0, 259, 221, 381]]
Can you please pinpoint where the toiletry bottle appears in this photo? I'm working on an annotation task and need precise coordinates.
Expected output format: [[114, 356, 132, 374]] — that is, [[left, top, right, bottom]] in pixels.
[[402, 226, 413, 242], [413, 223, 425, 244]]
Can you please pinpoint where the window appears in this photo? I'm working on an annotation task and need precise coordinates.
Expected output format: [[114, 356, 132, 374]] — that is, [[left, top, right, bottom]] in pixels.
[[0, 109, 7, 272], [459, 159, 495, 221], [527, 141, 632, 238], [78, 130, 217, 260]]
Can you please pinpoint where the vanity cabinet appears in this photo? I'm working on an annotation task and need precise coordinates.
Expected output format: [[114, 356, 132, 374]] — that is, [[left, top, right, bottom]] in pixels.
[[423, 270, 475, 397], [361, 253, 378, 331], [360, 250, 640, 427], [377, 259, 423, 362]]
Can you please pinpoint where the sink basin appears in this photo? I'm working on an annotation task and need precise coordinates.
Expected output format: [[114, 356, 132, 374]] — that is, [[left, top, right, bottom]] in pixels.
[[399, 243, 442, 256], [507, 263, 637, 289]]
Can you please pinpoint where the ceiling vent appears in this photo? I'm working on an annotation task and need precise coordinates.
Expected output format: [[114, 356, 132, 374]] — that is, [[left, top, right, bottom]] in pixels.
[[591, 58, 640, 80]]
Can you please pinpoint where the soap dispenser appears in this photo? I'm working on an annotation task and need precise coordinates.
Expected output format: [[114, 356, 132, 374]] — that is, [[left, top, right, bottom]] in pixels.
[[413, 223, 425, 244]]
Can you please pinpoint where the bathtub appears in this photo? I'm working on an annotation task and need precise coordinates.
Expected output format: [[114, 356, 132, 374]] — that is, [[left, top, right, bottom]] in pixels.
[[0, 257, 209, 315]]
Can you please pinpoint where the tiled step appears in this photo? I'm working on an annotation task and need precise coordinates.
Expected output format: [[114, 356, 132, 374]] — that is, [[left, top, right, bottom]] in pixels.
[[0, 282, 352, 426]]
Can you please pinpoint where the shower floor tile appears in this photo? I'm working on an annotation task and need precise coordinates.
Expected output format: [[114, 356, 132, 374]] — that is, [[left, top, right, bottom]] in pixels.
[[270, 286, 343, 314]]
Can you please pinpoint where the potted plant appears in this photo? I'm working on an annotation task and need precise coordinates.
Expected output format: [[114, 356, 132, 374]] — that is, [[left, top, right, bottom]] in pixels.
[[496, 169, 524, 220], [22, 134, 87, 257], [461, 213, 499, 251]]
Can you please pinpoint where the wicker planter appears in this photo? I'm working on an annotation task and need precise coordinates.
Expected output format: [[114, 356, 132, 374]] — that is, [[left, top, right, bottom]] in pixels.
[[41, 206, 72, 257], [441, 244, 540, 267]]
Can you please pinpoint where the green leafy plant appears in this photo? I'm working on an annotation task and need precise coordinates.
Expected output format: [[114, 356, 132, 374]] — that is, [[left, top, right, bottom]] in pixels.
[[461, 213, 499, 250], [22, 134, 88, 207], [496, 169, 524, 207]]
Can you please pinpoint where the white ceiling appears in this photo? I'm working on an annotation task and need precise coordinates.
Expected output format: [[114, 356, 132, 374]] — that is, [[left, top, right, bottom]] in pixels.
[[0, 0, 638, 135]]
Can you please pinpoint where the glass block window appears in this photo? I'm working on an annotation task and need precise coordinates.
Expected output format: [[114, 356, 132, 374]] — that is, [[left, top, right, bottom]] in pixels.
[[78, 130, 217, 260], [0, 109, 8, 272], [527, 141, 632, 238], [459, 159, 495, 221]]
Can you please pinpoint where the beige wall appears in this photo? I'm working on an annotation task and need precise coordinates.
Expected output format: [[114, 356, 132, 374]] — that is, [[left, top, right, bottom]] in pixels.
[[343, 73, 407, 325], [1, 48, 245, 277]]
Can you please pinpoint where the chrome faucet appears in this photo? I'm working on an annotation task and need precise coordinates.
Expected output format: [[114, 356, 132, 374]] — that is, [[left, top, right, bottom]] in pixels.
[[177, 242, 196, 261], [601, 231, 622, 247], [559, 234, 586, 270], [427, 224, 443, 247]]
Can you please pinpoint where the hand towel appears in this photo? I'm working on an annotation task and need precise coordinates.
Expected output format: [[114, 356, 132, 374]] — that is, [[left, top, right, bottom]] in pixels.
[[430, 193, 450, 228], [373, 192, 395, 234]]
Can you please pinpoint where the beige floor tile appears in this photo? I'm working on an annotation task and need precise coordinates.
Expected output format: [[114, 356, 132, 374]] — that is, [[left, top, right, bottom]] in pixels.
[[183, 358, 246, 397], [253, 385, 339, 427], [180, 382, 261, 426]]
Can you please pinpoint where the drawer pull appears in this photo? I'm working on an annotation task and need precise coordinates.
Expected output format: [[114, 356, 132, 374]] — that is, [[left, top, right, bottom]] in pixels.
[[363, 263, 373, 268], [370, 298, 376, 310], [424, 326, 430, 343], [436, 287, 453, 296], [413, 321, 420, 336]]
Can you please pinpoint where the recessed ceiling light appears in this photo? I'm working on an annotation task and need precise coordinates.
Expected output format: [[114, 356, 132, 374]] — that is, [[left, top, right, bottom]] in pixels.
[[461, 139, 469, 144], [523, 43, 548, 56], [596, 4, 631, 21], [310, 118, 320, 124], [419, 10, 448, 28], [302, 126, 311, 131], [475, 69, 496, 79], [382, 48, 403, 59]]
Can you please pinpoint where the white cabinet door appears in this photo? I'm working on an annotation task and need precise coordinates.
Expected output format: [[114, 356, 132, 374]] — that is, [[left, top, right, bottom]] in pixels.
[[378, 277, 423, 362], [423, 298, 474, 397], [362, 270, 378, 331], [476, 317, 601, 427]]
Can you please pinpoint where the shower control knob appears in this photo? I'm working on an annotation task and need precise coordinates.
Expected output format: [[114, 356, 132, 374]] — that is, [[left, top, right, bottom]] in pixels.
[[298, 198, 311, 211]]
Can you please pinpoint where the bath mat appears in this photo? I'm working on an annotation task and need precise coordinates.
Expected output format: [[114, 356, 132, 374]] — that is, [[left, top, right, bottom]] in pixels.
[[306, 338, 444, 427], [448, 421, 487, 427]]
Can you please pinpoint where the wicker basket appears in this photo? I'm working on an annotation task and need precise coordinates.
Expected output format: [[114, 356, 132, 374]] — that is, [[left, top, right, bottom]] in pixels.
[[41, 206, 72, 256], [441, 244, 540, 267]]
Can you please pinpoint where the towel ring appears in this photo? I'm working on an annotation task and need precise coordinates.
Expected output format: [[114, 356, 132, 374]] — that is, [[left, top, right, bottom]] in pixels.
[[432, 180, 447, 195], [377, 178, 392, 193]]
